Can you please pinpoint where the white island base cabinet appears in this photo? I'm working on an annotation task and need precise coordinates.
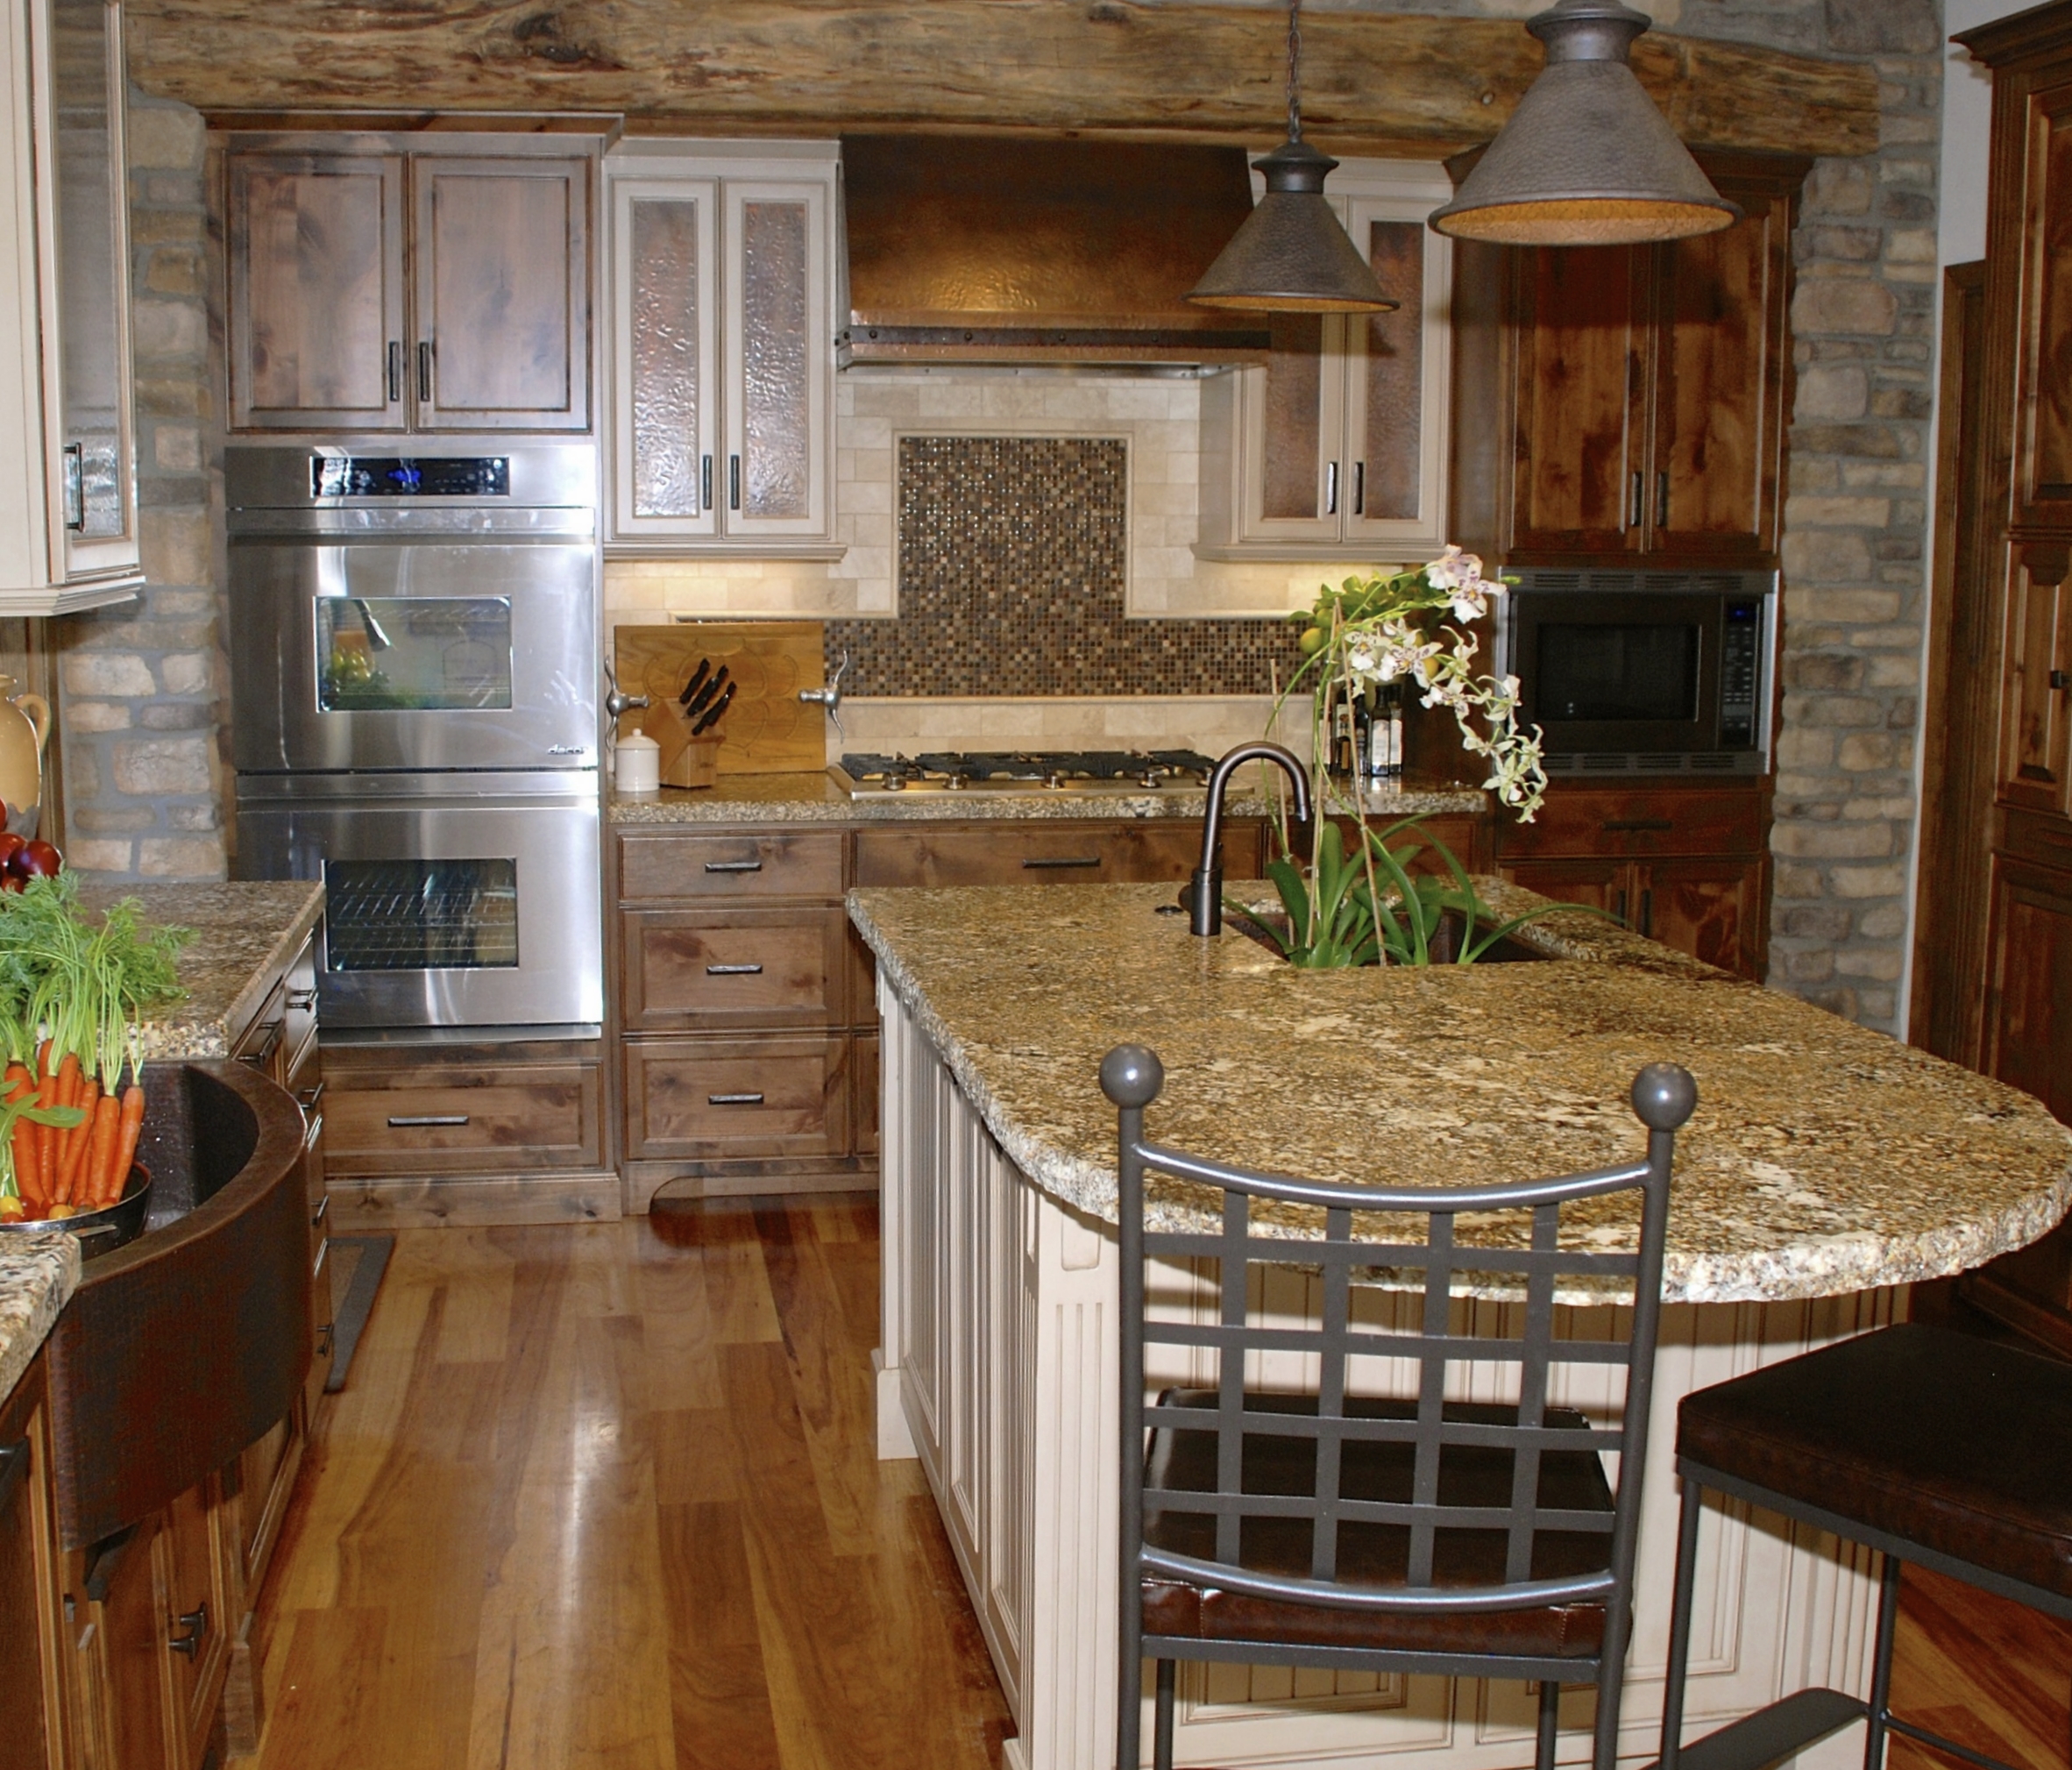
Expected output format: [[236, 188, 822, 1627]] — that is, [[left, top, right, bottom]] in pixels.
[[874, 978, 1896, 1770]]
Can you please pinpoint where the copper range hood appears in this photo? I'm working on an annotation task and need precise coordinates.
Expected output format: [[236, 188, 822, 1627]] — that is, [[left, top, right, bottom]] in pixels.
[[839, 135, 1273, 367]]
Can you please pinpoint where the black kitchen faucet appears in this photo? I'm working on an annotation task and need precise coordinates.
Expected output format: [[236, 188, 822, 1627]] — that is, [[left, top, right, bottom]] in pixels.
[[1188, 742, 1310, 936]]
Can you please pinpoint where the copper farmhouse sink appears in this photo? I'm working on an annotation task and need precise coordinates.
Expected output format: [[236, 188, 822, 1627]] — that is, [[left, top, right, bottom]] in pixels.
[[41, 1060, 310, 1550]]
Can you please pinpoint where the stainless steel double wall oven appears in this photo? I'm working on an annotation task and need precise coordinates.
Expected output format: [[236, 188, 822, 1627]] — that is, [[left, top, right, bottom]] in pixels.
[[230, 443, 603, 1032]]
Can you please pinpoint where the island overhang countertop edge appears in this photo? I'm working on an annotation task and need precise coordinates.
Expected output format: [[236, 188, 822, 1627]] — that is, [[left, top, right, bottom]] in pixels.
[[847, 879, 2072, 1308]]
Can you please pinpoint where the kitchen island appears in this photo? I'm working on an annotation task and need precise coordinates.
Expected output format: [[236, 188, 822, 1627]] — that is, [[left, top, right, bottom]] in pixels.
[[848, 881, 2072, 1770]]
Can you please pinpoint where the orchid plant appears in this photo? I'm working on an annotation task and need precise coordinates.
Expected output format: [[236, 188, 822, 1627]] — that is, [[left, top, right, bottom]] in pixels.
[[1228, 548, 1597, 969]]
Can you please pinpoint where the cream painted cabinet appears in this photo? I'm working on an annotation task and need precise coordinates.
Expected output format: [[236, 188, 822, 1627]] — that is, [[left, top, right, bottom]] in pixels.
[[0, 0, 141, 613], [604, 141, 836, 552], [1196, 160, 1452, 562]]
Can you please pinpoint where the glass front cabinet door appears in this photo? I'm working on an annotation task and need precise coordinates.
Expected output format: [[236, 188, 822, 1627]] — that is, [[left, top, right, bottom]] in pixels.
[[605, 143, 836, 551], [1196, 160, 1453, 562], [0, 0, 141, 610]]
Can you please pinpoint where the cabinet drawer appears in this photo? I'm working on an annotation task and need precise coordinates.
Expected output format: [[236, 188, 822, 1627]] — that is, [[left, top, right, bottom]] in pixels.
[[323, 1061, 603, 1176], [854, 820, 1239, 888], [618, 828, 844, 902], [1497, 787, 1763, 859], [622, 906, 847, 1029], [624, 1035, 848, 1161]]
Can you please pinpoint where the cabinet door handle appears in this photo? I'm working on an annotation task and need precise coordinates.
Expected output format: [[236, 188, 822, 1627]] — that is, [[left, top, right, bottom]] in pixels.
[[729, 454, 742, 511], [61, 444, 85, 531], [1614, 888, 1629, 924], [1657, 471, 1671, 529], [2051, 669, 2071, 690], [1022, 856, 1102, 869], [1352, 459, 1366, 516], [1325, 460, 1339, 516], [707, 1092, 763, 1105], [388, 1114, 468, 1127], [1629, 472, 1643, 530], [312, 1193, 330, 1229], [302, 1112, 323, 1154], [1639, 887, 1654, 938], [295, 1081, 326, 1112], [311, 1238, 329, 1281], [0, 1439, 27, 1520], [387, 341, 402, 404], [705, 963, 764, 975], [1601, 818, 1675, 833], [168, 1602, 209, 1660], [238, 1019, 285, 1070], [701, 454, 713, 512], [287, 987, 319, 1011], [418, 340, 434, 403], [703, 858, 763, 874]]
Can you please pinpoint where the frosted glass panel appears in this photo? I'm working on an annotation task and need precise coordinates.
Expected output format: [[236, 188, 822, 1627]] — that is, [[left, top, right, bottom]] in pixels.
[[1260, 313, 1323, 521], [630, 196, 703, 518], [1360, 221, 1424, 522], [740, 200, 810, 520], [53, 0, 124, 540]]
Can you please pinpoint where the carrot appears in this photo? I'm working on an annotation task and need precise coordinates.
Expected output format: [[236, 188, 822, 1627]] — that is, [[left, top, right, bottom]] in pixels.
[[5, 1062, 37, 1215], [82, 1094, 120, 1210], [32, 1063, 60, 1200], [47, 1053, 80, 1204], [107, 1084, 145, 1205], [57, 1077, 97, 1202]]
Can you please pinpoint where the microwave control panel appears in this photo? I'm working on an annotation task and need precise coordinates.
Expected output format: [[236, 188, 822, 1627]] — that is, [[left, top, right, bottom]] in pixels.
[[1720, 599, 1763, 749]]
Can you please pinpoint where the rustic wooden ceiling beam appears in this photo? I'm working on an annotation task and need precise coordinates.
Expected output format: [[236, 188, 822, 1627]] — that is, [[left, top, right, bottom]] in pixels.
[[124, 0, 1879, 161]]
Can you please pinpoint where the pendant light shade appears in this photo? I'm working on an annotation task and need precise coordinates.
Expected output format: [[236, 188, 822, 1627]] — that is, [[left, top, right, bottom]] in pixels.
[[1187, 2, 1394, 314], [1428, 0, 1740, 247]]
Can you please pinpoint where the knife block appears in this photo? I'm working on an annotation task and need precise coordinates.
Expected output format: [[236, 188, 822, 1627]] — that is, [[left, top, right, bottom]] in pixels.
[[647, 700, 723, 790]]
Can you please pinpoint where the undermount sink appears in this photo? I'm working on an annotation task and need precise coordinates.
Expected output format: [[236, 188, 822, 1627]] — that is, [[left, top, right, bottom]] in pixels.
[[42, 1060, 310, 1549]]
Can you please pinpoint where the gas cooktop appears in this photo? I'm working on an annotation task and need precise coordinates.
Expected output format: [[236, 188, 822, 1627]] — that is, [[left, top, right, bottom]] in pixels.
[[833, 750, 1219, 795]]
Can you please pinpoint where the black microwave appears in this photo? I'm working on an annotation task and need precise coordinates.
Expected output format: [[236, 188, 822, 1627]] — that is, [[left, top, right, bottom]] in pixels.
[[1495, 570, 1776, 776]]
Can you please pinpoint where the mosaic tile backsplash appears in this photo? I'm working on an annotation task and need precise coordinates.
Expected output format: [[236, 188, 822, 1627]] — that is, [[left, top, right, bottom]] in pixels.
[[825, 436, 1303, 696]]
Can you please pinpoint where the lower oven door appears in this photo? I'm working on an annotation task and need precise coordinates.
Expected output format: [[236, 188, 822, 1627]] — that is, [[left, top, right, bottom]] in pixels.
[[235, 782, 602, 1031]]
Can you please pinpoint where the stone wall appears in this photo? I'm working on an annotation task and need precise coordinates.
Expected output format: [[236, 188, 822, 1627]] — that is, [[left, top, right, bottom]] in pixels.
[[54, 88, 226, 881]]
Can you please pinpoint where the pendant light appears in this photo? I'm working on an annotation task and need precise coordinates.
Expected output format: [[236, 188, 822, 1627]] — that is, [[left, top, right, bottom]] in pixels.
[[1187, 0, 1394, 314], [1429, 0, 1739, 245]]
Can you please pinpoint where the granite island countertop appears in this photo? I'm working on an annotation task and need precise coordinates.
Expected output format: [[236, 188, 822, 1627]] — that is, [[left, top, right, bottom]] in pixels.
[[610, 769, 1487, 826], [848, 880, 2072, 1305], [0, 878, 324, 1404]]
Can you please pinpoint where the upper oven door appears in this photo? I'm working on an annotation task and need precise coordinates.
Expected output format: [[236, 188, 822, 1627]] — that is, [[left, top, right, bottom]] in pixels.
[[229, 537, 598, 773], [1511, 591, 1726, 756]]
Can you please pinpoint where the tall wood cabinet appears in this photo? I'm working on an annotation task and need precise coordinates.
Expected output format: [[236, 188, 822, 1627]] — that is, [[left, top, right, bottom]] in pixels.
[[0, 0, 141, 613], [603, 140, 837, 551], [1196, 160, 1454, 559], [225, 133, 596, 434], [1451, 150, 1806, 570], [1915, 3, 2072, 1354]]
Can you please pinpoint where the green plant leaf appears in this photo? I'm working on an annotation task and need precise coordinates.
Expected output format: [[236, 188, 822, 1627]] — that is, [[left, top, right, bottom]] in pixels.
[[1459, 900, 1625, 963]]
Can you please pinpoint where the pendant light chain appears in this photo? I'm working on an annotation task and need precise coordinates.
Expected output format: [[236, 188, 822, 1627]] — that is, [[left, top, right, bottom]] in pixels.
[[1286, 0, 1303, 142]]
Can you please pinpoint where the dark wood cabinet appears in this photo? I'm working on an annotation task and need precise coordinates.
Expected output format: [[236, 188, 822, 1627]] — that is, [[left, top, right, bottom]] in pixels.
[[226, 135, 594, 435], [1457, 151, 1804, 569], [1497, 783, 1770, 979], [0, 1357, 67, 1770]]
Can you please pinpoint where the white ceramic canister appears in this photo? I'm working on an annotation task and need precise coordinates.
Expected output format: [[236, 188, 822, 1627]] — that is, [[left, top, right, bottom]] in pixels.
[[615, 730, 662, 795]]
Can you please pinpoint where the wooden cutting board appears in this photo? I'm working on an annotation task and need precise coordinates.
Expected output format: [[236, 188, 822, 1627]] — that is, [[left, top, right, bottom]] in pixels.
[[613, 622, 827, 777]]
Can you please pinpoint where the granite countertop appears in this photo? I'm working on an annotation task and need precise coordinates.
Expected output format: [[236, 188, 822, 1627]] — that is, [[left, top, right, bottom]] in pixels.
[[80, 881, 328, 1060], [610, 769, 1487, 826], [847, 880, 2072, 1306], [0, 1231, 79, 1407]]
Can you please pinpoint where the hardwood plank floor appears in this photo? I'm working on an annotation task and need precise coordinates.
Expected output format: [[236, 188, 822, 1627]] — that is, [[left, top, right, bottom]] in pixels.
[[252, 1195, 1013, 1770], [252, 1196, 2068, 1770]]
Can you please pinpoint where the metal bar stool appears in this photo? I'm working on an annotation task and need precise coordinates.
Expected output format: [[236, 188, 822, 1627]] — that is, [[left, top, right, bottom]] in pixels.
[[1657, 1321, 2072, 1770], [1103, 1043, 1699, 1770]]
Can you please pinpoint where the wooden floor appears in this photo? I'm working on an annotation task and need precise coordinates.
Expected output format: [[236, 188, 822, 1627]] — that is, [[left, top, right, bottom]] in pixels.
[[251, 1196, 2070, 1770]]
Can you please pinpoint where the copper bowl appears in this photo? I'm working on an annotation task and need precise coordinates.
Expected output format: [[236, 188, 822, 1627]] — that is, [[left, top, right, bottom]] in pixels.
[[0, 1166, 151, 1260]]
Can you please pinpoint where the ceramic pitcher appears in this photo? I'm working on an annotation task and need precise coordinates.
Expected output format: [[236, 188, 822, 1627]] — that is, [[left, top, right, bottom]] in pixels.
[[0, 674, 51, 835]]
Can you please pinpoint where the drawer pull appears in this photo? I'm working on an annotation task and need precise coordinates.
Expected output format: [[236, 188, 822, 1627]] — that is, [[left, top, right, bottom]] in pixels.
[[302, 1112, 323, 1154], [286, 987, 319, 1010], [388, 1114, 469, 1128], [295, 1081, 326, 1112], [1022, 856, 1103, 870], [238, 1019, 285, 1068], [707, 1092, 764, 1106], [703, 859, 764, 874], [706, 963, 765, 976], [312, 1239, 329, 1281], [312, 1194, 330, 1229], [1601, 819, 1675, 833]]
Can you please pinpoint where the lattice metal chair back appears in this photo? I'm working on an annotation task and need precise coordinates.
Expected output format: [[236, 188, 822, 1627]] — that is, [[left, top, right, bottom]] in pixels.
[[1102, 1043, 1696, 1770]]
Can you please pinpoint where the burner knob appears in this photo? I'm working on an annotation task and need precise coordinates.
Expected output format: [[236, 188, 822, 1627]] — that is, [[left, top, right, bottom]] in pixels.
[[885, 775, 907, 791], [946, 775, 968, 790]]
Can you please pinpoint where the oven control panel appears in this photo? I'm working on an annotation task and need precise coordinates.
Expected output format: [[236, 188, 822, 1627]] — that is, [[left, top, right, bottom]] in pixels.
[[1719, 599, 1763, 750], [311, 457, 511, 499]]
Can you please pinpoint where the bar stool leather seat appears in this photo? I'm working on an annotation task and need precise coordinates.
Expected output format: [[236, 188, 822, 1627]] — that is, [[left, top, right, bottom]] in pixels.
[[1140, 1390, 1615, 1657], [1657, 1320, 2072, 1770], [1678, 1322, 2072, 1602]]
